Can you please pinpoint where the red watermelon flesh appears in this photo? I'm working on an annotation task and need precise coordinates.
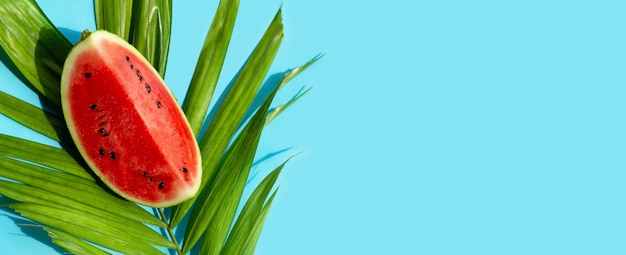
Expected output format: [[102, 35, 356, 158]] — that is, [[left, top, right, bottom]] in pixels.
[[60, 30, 201, 208]]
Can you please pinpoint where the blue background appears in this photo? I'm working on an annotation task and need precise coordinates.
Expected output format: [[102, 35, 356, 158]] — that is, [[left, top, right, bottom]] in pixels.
[[2, 0, 626, 254]]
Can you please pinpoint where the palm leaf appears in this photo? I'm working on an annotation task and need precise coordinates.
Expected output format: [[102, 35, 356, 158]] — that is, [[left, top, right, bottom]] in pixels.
[[0, 0, 70, 107], [94, 0, 133, 40], [128, 0, 172, 76], [12, 203, 172, 249], [0, 134, 90, 179], [0, 153, 172, 253], [240, 190, 279, 254], [183, 68, 281, 253], [219, 160, 285, 254], [0, 90, 69, 143], [12, 204, 166, 254], [266, 86, 311, 125], [47, 228, 111, 255], [264, 54, 323, 126], [0, 153, 164, 227], [182, 0, 239, 136], [171, 7, 284, 227], [0, 0, 320, 254]]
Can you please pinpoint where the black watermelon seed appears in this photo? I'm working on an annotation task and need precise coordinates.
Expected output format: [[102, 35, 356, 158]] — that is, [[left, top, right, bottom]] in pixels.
[[84, 72, 92, 78], [142, 171, 147, 177], [90, 104, 97, 110], [182, 167, 188, 173], [98, 148, 105, 155], [139, 76, 143, 81], [125, 56, 129, 61], [109, 151, 116, 159], [156, 101, 162, 108], [98, 128, 109, 137], [149, 177, 154, 182], [146, 84, 151, 93], [130, 64, 134, 70], [136, 70, 140, 75], [158, 182, 164, 189]]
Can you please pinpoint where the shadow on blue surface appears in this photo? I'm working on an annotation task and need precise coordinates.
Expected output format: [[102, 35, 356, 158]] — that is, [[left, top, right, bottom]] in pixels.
[[247, 147, 293, 185], [58, 27, 82, 45]]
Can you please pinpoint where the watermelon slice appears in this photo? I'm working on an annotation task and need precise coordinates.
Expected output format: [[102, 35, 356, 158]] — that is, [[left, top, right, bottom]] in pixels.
[[60, 30, 201, 208]]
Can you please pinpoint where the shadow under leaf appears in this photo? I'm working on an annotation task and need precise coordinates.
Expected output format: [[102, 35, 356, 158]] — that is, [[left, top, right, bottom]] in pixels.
[[0, 196, 65, 254]]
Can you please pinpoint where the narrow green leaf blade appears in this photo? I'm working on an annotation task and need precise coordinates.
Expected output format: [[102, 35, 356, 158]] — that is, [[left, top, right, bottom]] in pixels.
[[265, 87, 311, 126], [182, 0, 239, 135], [0, 0, 71, 106], [94, 0, 133, 40], [195, 8, 283, 167], [243, 54, 321, 128], [0, 134, 91, 180], [0, 156, 102, 197], [263, 54, 323, 125], [0, 156, 166, 228], [11, 204, 166, 255], [182, 67, 281, 254], [279, 53, 324, 90], [47, 228, 111, 255], [240, 190, 278, 255], [180, 120, 255, 253], [199, 146, 253, 255], [221, 162, 284, 254], [0, 91, 70, 143], [171, 7, 284, 227], [129, 0, 172, 76]]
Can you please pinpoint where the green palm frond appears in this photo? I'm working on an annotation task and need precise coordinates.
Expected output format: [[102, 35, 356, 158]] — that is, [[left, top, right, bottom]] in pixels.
[[0, 90, 69, 143], [128, 0, 172, 76], [93, 0, 133, 41], [182, 0, 239, 136], [171, 6, 284, 228], [0, 0, 70, 107], [0, 0, 320, 254], [220, 159, 286, 254]]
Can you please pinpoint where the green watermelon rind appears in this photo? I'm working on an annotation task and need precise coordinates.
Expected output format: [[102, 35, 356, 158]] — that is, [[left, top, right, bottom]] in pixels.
[[60, 30, 201, 208]]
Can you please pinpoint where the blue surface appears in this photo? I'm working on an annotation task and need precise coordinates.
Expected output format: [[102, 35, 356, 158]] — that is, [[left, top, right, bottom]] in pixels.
[[2, 0, 626, 254]]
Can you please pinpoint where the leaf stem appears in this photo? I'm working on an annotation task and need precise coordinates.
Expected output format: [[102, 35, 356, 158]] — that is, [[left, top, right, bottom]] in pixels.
[[158, 208, 183, 255]]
